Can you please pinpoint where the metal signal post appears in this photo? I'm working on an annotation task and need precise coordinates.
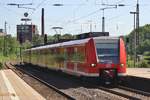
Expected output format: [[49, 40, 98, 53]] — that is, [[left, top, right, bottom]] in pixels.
[[130, 11, 137, 67], [136, 0, 140, 46], [129, 0, 140, 67], [100, 4, 125, 32], [3, 21, 7, 56]]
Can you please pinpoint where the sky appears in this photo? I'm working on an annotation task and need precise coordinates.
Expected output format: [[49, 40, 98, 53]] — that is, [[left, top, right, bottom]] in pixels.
[[0, 0, 150, 37]]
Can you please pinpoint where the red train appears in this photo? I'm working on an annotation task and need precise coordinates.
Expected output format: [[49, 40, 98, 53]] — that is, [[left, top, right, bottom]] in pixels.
[[23, 36, 126, 84]]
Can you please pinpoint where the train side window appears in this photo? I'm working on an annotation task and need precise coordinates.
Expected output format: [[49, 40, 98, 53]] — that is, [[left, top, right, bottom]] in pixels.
[[74, 47, 77, 52], [72, 46, 85, 62], [64, 48, 68, 60], [51, 48, 54, 54], [48, 48, 51, 54]]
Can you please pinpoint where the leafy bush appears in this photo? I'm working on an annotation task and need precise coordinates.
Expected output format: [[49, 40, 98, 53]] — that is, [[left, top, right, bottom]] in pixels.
[[144, 52, 150, 56], [127, 59, 134, 68], [143, 52, 150, 65], [127, 55, 135, 67], [138, 60, 149, 68]]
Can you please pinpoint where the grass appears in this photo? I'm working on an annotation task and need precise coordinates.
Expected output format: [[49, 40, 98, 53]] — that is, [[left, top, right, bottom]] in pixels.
[[0, 53, 19, 69], [0, 54, 17, 62]]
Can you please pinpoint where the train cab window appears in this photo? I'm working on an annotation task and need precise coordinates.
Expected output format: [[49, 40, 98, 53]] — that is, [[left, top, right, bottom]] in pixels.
[[64, 48, 68, 60], [96, 43, 119, 64]]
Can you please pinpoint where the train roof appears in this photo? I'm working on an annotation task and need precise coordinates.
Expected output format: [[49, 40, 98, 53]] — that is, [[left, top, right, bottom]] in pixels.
[[28, 38, 90, 51], [93, 36, 119, 40], [27, 36, 119, 51]]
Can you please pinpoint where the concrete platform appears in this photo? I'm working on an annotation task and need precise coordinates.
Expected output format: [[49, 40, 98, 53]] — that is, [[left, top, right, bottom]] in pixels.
[[0, 69, 45, 100], [127, 68, 150, 79]]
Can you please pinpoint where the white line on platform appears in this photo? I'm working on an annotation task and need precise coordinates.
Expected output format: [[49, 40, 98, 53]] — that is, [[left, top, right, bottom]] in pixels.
[[1, 71, 20, 100]]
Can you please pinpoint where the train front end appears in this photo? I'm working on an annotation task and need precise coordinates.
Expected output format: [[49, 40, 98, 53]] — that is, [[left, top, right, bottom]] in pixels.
[[89, 37, 126, 84]]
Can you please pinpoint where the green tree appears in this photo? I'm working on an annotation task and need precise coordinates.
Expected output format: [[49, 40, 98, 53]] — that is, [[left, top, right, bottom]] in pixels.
[[47, 35, 55, 42], [61, 34, 73, 39], [7, 36, 20, 55], [32, 34, 44, 45], [53, 34, 61, 41], [137, 40, 150, 54], [126, 24, 150, 55], [125, 24, 150, 67], [0, 36, 20, 56]]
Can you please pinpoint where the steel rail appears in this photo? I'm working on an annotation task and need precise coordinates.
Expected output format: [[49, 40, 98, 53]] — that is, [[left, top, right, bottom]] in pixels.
[[98, 86, 141, 100], [5, 62, 75, 100], [118, 85, 150, 97]]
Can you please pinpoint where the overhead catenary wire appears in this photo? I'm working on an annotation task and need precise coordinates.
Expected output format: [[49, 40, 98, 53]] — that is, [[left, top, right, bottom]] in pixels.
[[65, 3, 135, 25], [45, 2, 86, 34], [9, 0, 142, 35], [45, 7, 101, 34], [1, 0, 149, 37], [34, 0, 131, 33], [61, 4, 135, 35], [29, 0, 47, 16], [0, 5, 23, 17], [116, 0, 125, 4], [61, 8, 101, 27], [58, 0, 126, 32]]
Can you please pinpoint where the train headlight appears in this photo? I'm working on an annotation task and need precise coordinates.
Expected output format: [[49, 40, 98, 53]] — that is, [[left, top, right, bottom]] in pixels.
[[120, 64, 124, 67], [91, 63, 96, 67]]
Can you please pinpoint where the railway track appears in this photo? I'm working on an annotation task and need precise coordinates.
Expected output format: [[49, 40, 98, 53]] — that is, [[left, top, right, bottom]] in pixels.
[[118, 85, 150, 97], [5, 62, 75, 100], [81, 73, 150, 99], [97, 86, 150, 100], [5, 62, 150, 100]]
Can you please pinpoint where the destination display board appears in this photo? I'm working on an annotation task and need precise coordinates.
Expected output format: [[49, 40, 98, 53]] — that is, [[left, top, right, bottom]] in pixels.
[[17, 25, 35, 43]]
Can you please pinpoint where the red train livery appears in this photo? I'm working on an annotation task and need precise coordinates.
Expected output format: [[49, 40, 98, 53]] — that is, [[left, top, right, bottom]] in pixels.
[[23, 36, 126, 84]]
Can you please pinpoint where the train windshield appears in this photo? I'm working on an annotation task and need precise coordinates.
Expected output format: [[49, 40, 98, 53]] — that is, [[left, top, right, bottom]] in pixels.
[[96, 43, 119, 64]]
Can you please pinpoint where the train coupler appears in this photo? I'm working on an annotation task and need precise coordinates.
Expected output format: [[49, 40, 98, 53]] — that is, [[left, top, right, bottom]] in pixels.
[[99, 68, 118, 85]]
